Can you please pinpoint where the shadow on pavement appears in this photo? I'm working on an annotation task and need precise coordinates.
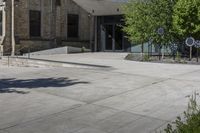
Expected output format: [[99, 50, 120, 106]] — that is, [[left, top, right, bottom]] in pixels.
[[0, 77, 90, 94]]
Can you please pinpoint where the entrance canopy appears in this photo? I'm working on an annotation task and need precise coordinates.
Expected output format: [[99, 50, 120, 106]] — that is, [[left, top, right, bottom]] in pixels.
[[72, 0, 128, 16]]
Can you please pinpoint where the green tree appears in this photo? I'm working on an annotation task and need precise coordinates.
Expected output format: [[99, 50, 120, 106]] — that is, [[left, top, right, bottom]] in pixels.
[[123, 0, 177, 51], [123, 0, 151, 53], [173, 0, 200, 39]]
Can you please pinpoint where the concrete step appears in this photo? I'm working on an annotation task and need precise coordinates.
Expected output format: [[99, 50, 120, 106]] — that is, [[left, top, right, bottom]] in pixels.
[[0, 56, 111, 70]]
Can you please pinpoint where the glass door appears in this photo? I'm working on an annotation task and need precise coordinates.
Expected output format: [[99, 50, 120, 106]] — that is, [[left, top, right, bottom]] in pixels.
[[115, 25, 123, 51], [105, 25, 114, 51], [103, 24, 124, 51]]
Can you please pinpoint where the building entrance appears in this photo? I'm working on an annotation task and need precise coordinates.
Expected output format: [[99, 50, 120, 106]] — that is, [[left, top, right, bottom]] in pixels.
[[102, 24, 123, 51]]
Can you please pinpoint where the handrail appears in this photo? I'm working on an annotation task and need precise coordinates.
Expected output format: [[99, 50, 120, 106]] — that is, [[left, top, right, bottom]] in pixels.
[[2, 44, 32, 56], [1, 45, 32, 67]]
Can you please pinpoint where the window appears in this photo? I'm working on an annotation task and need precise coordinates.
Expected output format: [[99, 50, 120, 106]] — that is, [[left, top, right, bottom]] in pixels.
[[67, 14, 79, 38], [29, 10, 41, 37], [0, 11, 3, 36], [55, 0, 61, 6]]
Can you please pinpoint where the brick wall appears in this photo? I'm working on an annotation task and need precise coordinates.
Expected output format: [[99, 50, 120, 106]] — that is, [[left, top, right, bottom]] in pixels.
[[3, 0, 91, 54]]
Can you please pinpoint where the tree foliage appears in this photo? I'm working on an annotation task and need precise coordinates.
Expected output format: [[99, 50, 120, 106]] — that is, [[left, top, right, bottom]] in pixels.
[[123, 0, 177, 46], [123, 0, 151, 44], [173, 0, 200, 40]]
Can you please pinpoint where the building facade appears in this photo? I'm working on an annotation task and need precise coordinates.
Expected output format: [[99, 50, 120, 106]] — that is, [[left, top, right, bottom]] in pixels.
[[0, 0, 131, 55]]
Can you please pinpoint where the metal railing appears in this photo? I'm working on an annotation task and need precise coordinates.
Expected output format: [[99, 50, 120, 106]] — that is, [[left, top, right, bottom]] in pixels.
[[0, 45, 32, 66]]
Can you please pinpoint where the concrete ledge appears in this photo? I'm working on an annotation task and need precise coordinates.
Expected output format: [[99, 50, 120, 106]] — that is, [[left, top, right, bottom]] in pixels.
[[0, 56, 111, 70], [23, 46, 91, 56]]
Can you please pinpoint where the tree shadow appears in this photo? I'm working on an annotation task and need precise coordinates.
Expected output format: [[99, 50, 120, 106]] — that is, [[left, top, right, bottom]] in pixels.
[[0, 77, 90, 94]]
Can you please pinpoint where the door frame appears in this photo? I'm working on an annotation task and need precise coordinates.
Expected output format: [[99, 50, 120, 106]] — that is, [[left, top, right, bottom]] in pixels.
[[102, 23, 124, 52]]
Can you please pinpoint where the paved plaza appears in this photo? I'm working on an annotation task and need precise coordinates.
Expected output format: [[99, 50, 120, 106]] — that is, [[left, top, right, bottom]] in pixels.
[[0, 53, 200, 133]]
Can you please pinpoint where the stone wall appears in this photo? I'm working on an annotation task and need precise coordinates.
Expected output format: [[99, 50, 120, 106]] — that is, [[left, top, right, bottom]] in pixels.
[[2, 0, 91, 55]]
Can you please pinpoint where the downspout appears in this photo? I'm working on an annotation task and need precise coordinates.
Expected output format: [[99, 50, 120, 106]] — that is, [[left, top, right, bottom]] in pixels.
[[94, 16, 97, 52], [89, 14, 94, 51], [11, 0, 15, 56], [0, 1, 6, 56]]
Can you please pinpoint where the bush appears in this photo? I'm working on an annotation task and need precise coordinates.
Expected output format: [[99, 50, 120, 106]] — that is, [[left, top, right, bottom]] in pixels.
[[164, 93, 200, 133], [175, 52, 181, 62], [125, 53, 134, 60], [81, 46, 86, 53], [142, 53, 151, 62]]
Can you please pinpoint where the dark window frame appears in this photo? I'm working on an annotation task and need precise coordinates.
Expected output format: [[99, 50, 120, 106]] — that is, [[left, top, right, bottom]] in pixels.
[[0, 10, 3, 36], [55, 0, 61, 6], [29, 10, 41, 38], [67, 14, 79, 38]]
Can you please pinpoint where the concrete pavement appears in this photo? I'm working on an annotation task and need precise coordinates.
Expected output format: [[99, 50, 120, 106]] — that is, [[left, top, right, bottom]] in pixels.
[[0, 53, 200, 133]]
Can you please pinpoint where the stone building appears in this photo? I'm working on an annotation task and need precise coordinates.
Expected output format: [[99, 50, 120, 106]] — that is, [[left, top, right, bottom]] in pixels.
[[0, 0, 131, 55]]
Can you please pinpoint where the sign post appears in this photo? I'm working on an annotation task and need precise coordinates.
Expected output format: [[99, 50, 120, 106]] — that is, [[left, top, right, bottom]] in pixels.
[[170, 43, 178, 60], [157, 27, 164, 60], [194, 40, 200, 62], [185, 37, 195, 61]]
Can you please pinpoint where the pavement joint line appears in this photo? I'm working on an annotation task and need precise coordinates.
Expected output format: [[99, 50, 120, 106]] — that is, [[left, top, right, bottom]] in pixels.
[[0, 102, 121, 133], [169, 78, 200, 83], [33, 90, 90, 104], [111, 69, 200, 83], [91, 102, 170, 123], [83, 112, 141, 133], [3, 64, 196, 83], [92, 102, 171, 123], [173, 69, 200, 77], [151, 78, 172, 85], [92, 78, 171, 105], [150, 121, 170, 133], [47, 66, 200, 83], [152, 113, 187, 133], [72, 126, 110, 133], [63, 105, 148, 133], [0, 103, 86, 131], [126, 111, 172, 123], [108, 112, 169, 133], [107, 71, 165, 79], [0, 76, 90, 102], [28, 75, 167, 105], [1, 101, 167, 133]]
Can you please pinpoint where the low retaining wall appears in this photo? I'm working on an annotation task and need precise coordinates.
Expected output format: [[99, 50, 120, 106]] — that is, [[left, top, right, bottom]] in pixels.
[[23, 46, 91, 56]]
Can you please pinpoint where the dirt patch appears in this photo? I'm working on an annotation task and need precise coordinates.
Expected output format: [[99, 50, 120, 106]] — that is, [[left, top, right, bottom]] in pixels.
[[125, 53, 200, 65]]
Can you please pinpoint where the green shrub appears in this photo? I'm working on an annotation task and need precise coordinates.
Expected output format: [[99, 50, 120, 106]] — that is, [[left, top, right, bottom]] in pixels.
[[81, 46, 86, 53], [175, 52, 181, 63], [142, 53, 151, 62], [125, 54, 133, 60], [163, 93, 200, 133]]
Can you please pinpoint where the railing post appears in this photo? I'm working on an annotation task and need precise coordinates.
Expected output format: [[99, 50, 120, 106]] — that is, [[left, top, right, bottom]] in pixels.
[[7, 56, 10, 67], [28, 48, 30, 59]]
